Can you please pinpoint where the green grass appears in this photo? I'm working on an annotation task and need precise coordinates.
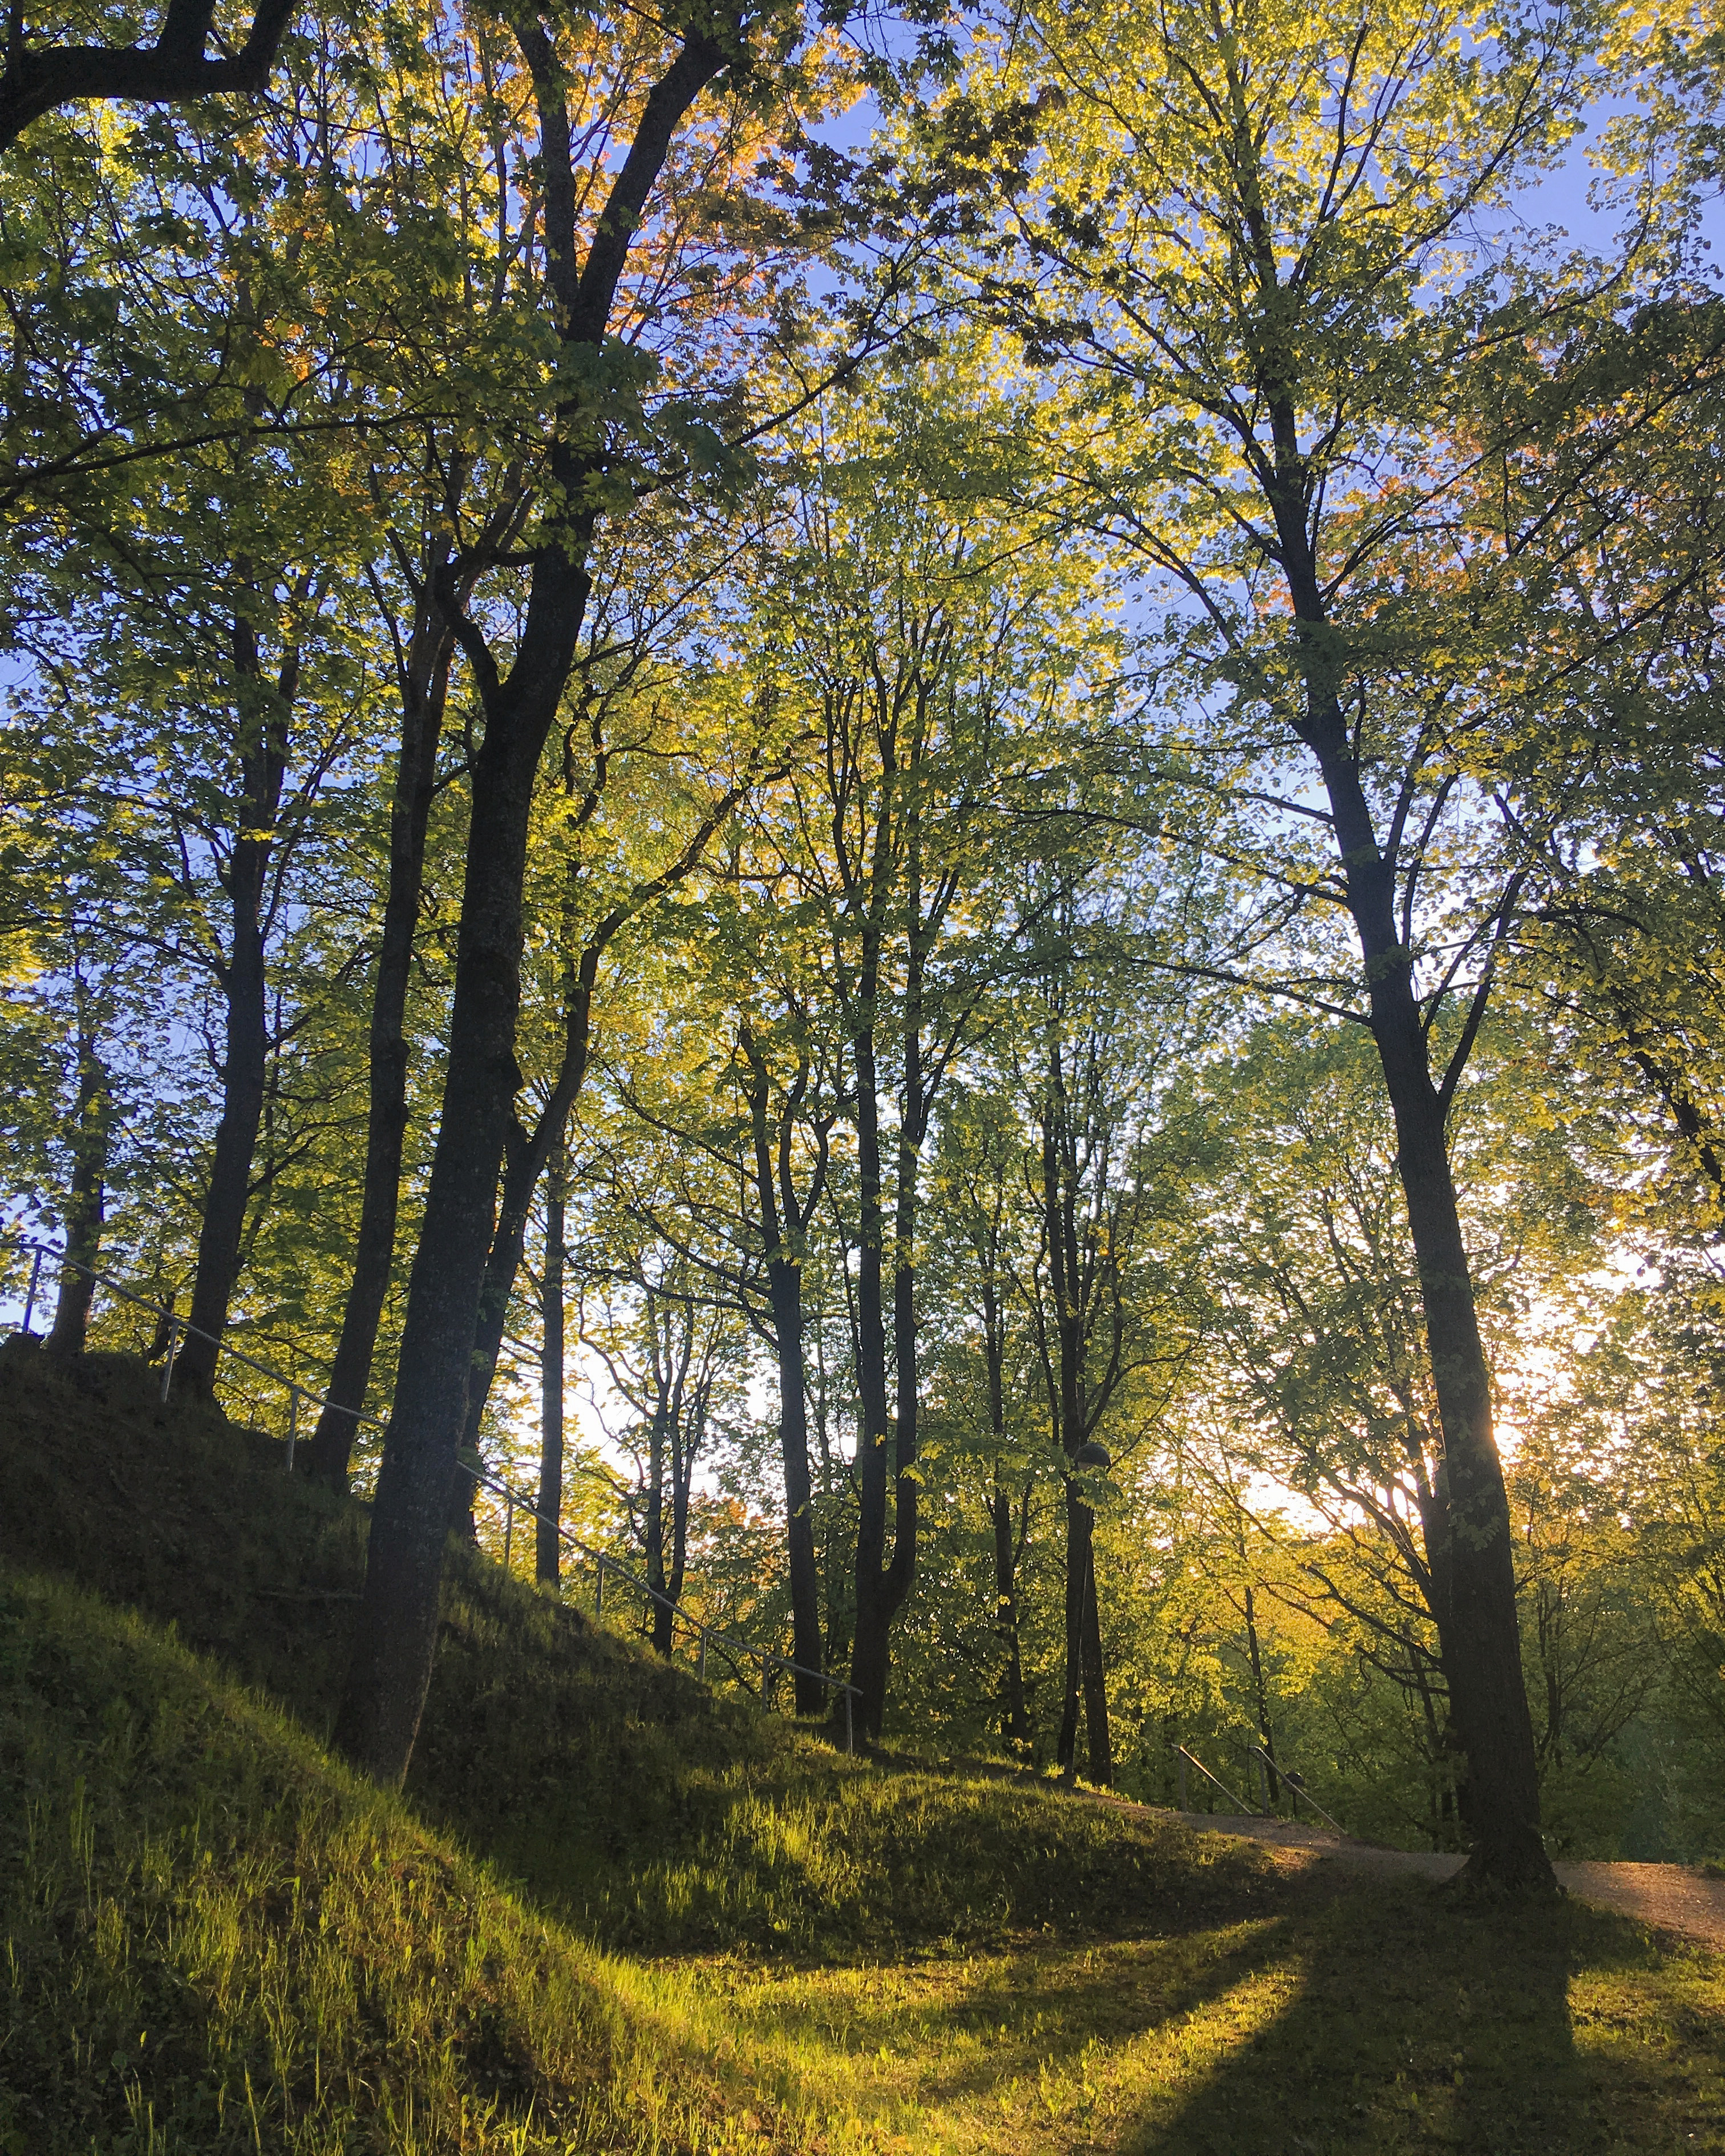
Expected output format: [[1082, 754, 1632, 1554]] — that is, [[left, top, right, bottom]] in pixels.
[[3, 1338, 1723, 2153], [0, 1569, 820, 2154], [716, 1884, 1725, 2153]]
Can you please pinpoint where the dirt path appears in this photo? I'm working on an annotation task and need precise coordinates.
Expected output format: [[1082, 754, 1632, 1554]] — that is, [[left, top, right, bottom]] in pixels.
[[1178, 1811, 1725, 1952]]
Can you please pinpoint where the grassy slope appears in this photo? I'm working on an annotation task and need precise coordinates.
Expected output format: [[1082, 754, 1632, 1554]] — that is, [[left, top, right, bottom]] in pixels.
[[3, 1337, 1723, 2154]]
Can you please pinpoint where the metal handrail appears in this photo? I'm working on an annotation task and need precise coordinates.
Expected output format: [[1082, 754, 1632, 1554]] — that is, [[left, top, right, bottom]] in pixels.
[[6, 1234, 860, 1749], [1247, 1742, 1348, 1835], [1172, 1743, 1254, 1815]]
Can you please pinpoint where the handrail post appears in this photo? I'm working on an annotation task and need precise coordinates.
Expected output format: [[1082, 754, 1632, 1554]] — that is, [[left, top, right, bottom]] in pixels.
[[285, 1387, 298, 1474], [21, 1246, 43, 1335], [1177, 1746, 1188, 1811], [594, 1558, 604, 1616], [761, 1654, 771, 1707], [503, 1492, 513, 1575], [160, 1318, 180, 1403], [844, 1686, 853, 1756], [698, 1628, 707, 1683]]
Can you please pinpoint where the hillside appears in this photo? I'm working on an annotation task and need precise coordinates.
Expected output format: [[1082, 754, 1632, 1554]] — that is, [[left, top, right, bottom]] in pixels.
[[3, 1336, 1723, 2154], [0, 1338, 1269, 1959]]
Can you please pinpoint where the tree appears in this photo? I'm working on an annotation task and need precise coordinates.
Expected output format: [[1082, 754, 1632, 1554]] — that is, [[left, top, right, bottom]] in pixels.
[[334, 0, 816, 1786], [950, 0, 1650, 1886]]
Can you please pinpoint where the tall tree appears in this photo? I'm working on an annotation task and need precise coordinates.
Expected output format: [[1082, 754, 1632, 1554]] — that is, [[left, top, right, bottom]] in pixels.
[[333, 0, 812, 1786], [953, 0, 1646, 1886]]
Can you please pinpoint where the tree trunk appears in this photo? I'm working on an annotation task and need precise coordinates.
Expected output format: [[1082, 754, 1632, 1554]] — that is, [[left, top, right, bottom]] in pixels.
[[769, 1257, 825, 1708], [308, 613, 452, 1486], [661, 1391, 693, 1657], [332, 599, 588, 1781], [1272, 482, 1550, 1891], [991, 1479, 1030, 1754], [1243, 1583, 1279, 1805], [536, 1145, 566, 1585], [45, 1020, 110, 1358], [1056, 1481, 1087, 1775], [847, 985, 896, 1738], [739, 1023, 826, 1711], [1044, 1044, 1111, 1784], [177, 614, 294, 1393], [1080, 1530, 1111, 1786], [333, 7, 729, 1793]]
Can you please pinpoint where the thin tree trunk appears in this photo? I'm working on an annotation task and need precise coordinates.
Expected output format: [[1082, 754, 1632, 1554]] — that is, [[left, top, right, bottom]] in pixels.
[[536, 1144, 566, 1585], [332, 13, 730, 1790], [991, 1477, 1030, 1753], [739, 1024, 825, 1711], [177, 609, 294, 1393], [1046, 1041, 1111, 1781], [848, 995, 894, 1737], [45, 1016, 110, 1358], [662, 1388, 694, 1655], [1080, 1531, 1111, 1786], [308, 613, 452, 1486], [1242, 1583, 1279, 1805]]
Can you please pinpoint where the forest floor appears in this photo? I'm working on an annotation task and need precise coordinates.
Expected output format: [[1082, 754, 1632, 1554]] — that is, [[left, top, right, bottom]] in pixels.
[[2, 1336, 1723, 2153]]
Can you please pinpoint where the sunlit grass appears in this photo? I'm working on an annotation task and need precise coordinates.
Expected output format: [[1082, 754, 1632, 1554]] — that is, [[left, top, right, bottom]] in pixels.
[[0, 1569, 841, 2154]]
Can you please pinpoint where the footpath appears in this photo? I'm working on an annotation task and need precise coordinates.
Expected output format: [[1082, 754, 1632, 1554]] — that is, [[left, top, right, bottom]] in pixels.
[[1179, 1811, 1725, 1952]]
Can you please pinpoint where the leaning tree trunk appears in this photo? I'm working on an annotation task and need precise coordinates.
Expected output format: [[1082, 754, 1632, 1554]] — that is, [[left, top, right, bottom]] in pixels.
[[44, 1022, 110, 1357], [307, 615, 452, 1487], [177, 618, 294, 1393], [332, 25, 731, 1788], [1273, 489, 1550, 1891], [331, 576, 590, 1781]]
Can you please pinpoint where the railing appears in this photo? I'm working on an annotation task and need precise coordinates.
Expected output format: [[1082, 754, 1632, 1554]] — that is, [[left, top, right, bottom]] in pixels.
[[1173, 1742, 1254, 1815], [1247, 1741, 1347, 1834], [5, 1235, 860, 1748], [1173, 1740, 1349, 1835]]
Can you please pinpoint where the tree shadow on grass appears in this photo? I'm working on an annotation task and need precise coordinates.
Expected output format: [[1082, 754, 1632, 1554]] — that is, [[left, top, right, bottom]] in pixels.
[[1125, 1868, 1590, 2156], [872, 1913, 1298, 2108]]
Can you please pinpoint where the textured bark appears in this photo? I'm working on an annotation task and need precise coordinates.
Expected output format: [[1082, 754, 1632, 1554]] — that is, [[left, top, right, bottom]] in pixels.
[[0, 0, 297, 151], [308, 605, 453, 1487], [177, 606, 296, 1394], [333, 25, 730, 1788], [44, 1018, 110, 1359]]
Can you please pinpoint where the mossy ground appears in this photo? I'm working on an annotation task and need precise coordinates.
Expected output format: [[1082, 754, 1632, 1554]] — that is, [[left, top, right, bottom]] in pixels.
[[2, 1338, 1722, 2151]]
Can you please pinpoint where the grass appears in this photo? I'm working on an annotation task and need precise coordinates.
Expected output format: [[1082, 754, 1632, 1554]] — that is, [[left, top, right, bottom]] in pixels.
[[715, 1885, 1725, 2153], [3, 1336, 1723, 2151], [0, 1569, 824, 2154]]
